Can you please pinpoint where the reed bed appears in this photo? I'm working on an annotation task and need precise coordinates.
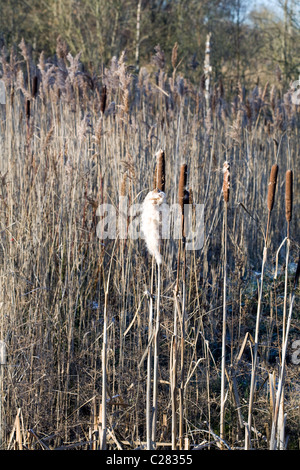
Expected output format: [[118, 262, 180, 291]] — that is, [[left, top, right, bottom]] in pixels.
[[0, 42, 299, 450]]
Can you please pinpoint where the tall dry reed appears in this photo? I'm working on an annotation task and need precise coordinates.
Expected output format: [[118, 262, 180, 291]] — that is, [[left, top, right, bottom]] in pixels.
[[220, 161, 230, 444]]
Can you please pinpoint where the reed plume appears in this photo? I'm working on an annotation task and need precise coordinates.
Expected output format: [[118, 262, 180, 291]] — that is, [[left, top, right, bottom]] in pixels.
[[171, 42, 178, 70]]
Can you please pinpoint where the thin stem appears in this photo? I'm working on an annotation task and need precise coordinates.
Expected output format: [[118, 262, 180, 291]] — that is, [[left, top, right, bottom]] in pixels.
[[152, 261, 161, 446], [170, 334, 177, 450], [101, 289, 108, 450], [272, 232, 290, 449], [245, 212, 270, 449], [282, 236, 290, 344], [146, 257, 154, 450], [179, 237, 186, 450], [270, 289, 296, 449], [220, 201, 228, 444], [101, 240, 117, 450]]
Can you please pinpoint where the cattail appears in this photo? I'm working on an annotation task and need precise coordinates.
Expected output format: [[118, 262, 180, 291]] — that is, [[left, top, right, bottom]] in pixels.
[[26, 99, 30, 121], [178, 163, 187, 214], [222, 161, 230, 203], [32, 75, 38, 98], [245, 99, 252, 121], [219, 77, 224, 99], [285, 170, 293, 224], [267, 164, 279, 212], [100, 85, 107, 114], [141, 189, 166, 266], [156, 149, 165, 193]]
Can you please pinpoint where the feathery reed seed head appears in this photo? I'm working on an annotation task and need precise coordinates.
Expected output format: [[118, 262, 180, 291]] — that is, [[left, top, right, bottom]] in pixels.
[[222, 161, 230, 203], [171, 42, 178, 69], [285, 170, 293, 223], [120, 172, 127, 198], [267, 164, 279, 212], [141, 189, 166, 266]]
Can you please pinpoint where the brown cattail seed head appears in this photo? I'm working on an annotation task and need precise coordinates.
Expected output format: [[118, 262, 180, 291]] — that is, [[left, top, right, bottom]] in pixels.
[[285, 170, 293, 223], [178, 163, 187, 213], [100, 85, 107, 114], [267, 164, 279, 212], [156, 149, 165, 193], [26, 99, 30, 120], [32, 75, 38, 98], [222, 161, 230, 203]]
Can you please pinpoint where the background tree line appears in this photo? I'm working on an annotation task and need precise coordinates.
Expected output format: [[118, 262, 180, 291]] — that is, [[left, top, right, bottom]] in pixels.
[[0, 0, 299, 96]]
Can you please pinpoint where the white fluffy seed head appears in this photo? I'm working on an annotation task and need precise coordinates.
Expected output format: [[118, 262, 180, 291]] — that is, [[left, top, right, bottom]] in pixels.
[[141, 189, 166, 265]]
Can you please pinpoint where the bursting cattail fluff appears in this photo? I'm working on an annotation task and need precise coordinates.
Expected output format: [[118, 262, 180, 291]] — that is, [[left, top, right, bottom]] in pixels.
[[267, 164, 279, 212], [222, 161, 230, 203], [141, 189, 167, 265]]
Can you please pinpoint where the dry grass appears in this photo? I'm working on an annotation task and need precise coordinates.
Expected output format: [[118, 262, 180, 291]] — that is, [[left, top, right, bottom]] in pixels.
[[0, 42, 299, 450]]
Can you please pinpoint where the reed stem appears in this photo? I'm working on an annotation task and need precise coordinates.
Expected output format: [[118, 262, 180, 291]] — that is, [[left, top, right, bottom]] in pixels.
[[220, 201, 228, 444], [146, 257, 154, 450], [152, 261, 161, 446]]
